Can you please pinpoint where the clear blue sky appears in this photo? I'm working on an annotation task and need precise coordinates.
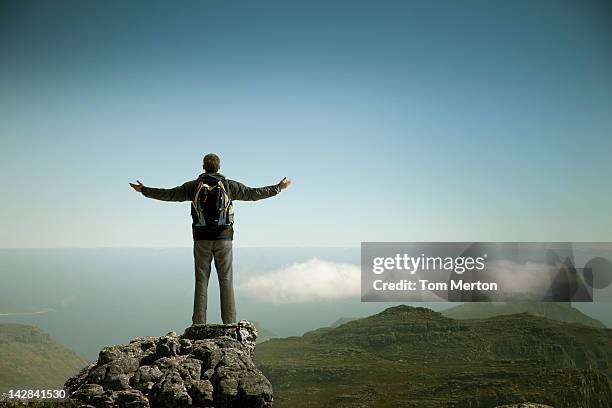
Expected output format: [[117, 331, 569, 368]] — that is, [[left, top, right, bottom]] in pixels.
[[1, 0, 611, 248]]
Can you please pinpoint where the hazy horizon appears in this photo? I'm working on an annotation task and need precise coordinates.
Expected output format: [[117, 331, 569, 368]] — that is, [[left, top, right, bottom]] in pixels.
[[0, 247, 386, 360], [2, 247, 611, 362]]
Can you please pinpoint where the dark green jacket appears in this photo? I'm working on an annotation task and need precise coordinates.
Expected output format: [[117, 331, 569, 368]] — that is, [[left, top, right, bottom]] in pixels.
[[141, 172, 281, 240]]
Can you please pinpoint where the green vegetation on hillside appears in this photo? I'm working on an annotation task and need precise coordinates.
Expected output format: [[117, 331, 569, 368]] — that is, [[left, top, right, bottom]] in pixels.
[[0, 324, 88, 393], [329, 317, 358, 328], [255, 306, 612, 408], [442, 302, 606, 328]]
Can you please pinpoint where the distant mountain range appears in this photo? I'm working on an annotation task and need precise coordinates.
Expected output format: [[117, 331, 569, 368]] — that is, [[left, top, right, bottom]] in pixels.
[[255, 305, 612, 407], [252, 321, 277, 343], [0, 324, 87, 393], [328, 302, 606, 332], [441, 302, 606, 328]]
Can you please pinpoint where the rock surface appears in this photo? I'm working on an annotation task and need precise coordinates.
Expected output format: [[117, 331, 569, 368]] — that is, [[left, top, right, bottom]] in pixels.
[[65, 321, 273, 407]]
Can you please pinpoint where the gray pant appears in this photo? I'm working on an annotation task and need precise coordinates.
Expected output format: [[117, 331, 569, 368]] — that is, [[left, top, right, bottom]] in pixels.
[[192, 240, 236, 325]]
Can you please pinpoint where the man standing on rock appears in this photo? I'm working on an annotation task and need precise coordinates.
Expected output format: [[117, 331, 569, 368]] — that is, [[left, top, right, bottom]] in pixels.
[[129, 153, 291, 325]]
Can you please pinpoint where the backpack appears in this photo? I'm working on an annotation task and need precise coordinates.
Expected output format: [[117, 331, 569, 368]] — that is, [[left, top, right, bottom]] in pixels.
[[191, 177, 234, 227]]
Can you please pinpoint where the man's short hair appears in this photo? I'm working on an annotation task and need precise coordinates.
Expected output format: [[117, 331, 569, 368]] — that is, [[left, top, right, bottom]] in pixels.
[[203, 153, 221, 173]]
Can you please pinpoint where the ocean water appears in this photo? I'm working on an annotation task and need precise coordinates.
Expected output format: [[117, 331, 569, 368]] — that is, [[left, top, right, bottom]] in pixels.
[[2, 248, 610, 361]]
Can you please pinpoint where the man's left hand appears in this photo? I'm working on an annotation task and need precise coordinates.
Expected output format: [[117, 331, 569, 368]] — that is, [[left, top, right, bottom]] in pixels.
[[129, 180, 145, 192]]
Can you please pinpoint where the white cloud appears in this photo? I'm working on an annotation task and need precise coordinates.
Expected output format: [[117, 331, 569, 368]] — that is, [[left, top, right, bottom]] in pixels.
[[484, 260, 563, 299], [238, 258, 360, 304], [61, 294, 78, 308]]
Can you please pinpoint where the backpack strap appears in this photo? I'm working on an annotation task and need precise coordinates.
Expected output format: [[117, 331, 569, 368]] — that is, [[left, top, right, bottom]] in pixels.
[[191, 181, 204, 213], [192, 182, 212, 222], [217, 181, 231, 211], [216, 180, 231, 226]]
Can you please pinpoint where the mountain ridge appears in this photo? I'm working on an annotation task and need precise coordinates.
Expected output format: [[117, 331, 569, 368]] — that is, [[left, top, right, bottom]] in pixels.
[[441, 302, 606, 328], [255, 305, 612, 407], [0, 323, 87, 394]]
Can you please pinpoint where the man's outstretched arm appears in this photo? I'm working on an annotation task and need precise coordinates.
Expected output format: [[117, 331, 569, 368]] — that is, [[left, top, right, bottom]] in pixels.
[[129, 180, 193, 202], [228, 177, 291, 201]]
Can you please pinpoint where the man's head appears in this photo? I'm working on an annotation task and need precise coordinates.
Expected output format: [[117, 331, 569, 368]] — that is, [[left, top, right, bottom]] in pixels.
[[203, 153, 220, 173]]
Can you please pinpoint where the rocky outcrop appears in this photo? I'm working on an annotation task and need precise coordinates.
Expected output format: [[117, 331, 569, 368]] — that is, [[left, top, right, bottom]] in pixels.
[[65, 321, 273, 407]]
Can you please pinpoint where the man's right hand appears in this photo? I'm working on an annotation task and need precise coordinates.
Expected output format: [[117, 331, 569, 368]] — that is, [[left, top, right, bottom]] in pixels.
[[279, 177, 292, 190], [129, 180, 145, 192]]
